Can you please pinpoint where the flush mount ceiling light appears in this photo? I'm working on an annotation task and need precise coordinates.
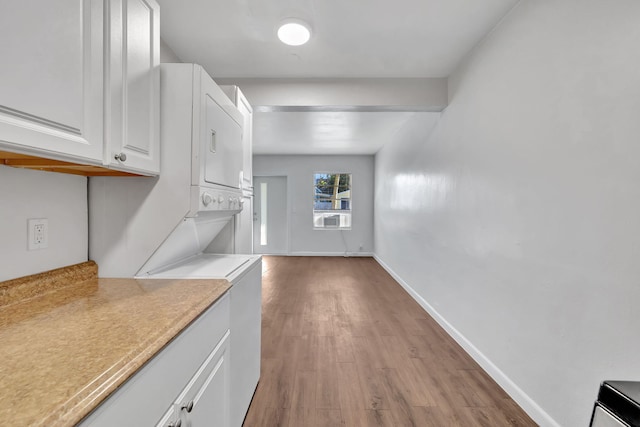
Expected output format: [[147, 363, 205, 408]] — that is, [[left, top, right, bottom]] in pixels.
[[277, 19, 311, 46]]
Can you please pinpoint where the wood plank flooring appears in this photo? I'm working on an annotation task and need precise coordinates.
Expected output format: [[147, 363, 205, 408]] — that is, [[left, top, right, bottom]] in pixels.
[[243, 256, 536, 427]]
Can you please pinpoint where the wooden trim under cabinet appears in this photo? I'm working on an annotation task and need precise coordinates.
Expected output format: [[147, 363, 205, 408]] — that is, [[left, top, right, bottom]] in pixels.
[[0, 151, 142, 176]]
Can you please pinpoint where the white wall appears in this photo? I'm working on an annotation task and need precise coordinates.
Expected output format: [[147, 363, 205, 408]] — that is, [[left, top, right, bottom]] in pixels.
[[374, 1, 640, 426], [254, 155, 374, 256], [0, 165, 88, 281], [160, 38, 181, 63]]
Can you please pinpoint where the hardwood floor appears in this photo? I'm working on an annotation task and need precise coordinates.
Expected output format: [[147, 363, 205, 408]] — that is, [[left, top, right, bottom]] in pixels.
[[243, 256, 536, 427]]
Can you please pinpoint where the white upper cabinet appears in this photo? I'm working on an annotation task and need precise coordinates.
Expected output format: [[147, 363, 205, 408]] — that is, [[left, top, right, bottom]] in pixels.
[[0, 0, 104, 163], [0, 0, 160, 176], [106, 0, 160, 174]]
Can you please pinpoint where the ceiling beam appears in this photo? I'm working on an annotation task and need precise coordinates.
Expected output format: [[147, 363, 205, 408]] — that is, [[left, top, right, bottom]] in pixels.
[[214, 78, 447, 112]]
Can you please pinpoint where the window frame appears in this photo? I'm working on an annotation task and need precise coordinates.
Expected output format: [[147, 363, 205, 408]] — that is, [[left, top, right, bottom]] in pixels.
[[312, 172, 352, 231]]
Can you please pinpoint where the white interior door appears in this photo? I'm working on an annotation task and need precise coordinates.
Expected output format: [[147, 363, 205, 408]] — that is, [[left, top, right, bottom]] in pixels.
[[253, 176, 288, 254]]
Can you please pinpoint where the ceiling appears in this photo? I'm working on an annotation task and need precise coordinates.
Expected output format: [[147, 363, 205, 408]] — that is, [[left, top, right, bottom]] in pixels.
[[253, 111, 418, 155], [157, 0, 519, 154], [158, 0, 519, 79]]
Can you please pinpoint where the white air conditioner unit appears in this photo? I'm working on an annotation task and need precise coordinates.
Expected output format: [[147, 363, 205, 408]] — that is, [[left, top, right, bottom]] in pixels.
[[323, 214, 340, 227]]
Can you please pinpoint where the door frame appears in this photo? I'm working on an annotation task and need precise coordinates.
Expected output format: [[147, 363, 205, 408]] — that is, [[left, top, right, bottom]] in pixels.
[[253, 175, 290, 255]]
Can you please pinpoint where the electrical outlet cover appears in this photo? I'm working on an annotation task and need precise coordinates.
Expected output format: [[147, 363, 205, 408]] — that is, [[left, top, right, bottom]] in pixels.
[[28, 218, 48, 250]]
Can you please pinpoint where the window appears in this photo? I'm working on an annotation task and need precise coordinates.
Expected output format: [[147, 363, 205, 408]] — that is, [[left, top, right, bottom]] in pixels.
[[313, 173, 352, 229], [259, 181, 268, 245]]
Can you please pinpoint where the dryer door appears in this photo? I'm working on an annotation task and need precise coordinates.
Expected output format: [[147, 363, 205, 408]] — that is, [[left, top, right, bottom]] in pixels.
[[200, 71, 243, 189]]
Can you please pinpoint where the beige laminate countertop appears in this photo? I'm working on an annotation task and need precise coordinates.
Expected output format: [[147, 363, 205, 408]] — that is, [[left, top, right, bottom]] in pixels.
[[0, 261, 230, 427]]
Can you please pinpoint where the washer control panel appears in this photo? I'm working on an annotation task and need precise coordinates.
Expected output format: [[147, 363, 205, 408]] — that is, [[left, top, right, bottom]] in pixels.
[[192, 186, 243, 214]]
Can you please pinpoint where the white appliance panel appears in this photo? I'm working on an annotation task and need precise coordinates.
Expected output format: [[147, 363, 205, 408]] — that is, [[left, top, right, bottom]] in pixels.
[[137, 216, 232, 276], [203, 93, 243, 189], [143, 254, 256, 279]]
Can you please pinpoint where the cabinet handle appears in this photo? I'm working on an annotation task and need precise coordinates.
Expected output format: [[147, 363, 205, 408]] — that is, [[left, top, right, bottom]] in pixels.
[[181, 400, 194, 413], [210, 130, 217, 153], [167, 419, 181, 427], [114, 152, 127, 162]]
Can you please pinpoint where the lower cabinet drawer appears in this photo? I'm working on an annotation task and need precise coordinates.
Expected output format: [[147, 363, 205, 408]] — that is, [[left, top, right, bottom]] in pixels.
[[157, 331, 230, 427], [79, 292, 230, 427]]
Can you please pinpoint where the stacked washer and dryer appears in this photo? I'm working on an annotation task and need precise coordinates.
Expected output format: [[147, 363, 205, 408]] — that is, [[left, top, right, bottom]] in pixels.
[[89, 64, 260, 427]]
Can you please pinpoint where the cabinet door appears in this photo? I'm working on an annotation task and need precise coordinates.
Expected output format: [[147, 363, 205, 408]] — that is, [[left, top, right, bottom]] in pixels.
[[177, 332, 230, 427], [106, 0, 160, 175], [0, 0, 104, 163], [230, 262, 261, 427], [236, 89, 253, 190]]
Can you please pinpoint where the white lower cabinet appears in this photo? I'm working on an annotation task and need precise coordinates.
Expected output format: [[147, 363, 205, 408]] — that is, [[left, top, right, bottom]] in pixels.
[[158, 332, 230, 427], [229, 260, 262, 427], [186, 336, 229, 426], [79, 293, 230, 427]]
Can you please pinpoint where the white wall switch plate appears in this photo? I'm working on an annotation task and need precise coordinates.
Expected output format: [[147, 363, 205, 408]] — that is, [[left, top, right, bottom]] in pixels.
[[28, 218, 48, 250]]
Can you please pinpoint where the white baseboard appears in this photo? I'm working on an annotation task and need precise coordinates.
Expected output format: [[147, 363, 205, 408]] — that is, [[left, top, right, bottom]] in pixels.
[[373, 254, 560, 427], [289, 251, 374, 257]]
